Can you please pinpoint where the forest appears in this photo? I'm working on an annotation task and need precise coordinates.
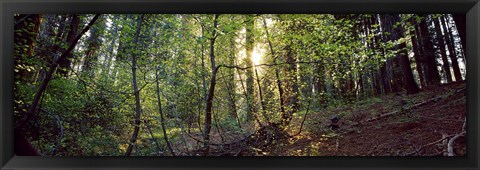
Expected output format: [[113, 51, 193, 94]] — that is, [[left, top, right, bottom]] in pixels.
[[14, 14, 466, 156]]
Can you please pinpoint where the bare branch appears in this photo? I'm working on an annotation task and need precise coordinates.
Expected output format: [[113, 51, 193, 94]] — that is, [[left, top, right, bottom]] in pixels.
[[447, 131, 466, 156]]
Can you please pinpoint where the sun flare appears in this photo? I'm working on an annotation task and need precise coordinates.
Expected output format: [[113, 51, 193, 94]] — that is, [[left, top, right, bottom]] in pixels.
[[252, 50, 263, 65]]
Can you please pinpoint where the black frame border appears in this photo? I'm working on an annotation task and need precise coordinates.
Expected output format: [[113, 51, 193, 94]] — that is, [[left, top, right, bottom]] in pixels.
[[1, 0, 479, 170]]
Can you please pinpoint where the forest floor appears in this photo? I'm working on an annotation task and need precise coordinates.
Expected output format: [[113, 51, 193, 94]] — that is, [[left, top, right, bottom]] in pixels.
[[181, 81, 466, 156], [270, 81, 467, 156]]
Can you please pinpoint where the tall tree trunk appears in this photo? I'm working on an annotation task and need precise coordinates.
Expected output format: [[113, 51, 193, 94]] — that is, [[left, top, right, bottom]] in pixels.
[[203, 14, 219, 155], [245, 14, 255, 121], [102, 15, 119, 83], [198, 27, 207, 132], [384, 14, 419, 94], [441, 16, 462, 82], [370, 15, 385, 95], [282, 45, 299, 126], [410, 22, 427, 89], [50, 15, 67, 57], [155, 66, 175, 156], [452, 14, 466, 59], [200, 27, 208, 101], [58, 14, 80, 77], [419, 15, 441, 86], [82, 15, 104, 78], [362, 16, 374, 96], [227, 37, 241, 128], [433, 17, 452, 83], [125, 14, 145, 156], [262, 17, 286, 118], [379, 15, 393, 94]]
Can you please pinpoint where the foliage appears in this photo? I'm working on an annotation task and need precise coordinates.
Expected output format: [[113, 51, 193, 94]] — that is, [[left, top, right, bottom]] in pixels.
[[13, 14, 466, 156]]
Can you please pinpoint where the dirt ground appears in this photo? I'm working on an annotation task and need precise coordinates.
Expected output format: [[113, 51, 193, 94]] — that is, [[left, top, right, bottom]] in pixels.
[[267, 81, 467, 156]]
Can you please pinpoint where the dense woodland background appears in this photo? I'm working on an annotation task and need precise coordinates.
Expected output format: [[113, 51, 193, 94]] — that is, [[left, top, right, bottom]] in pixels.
[[14, 14, 466, 156]]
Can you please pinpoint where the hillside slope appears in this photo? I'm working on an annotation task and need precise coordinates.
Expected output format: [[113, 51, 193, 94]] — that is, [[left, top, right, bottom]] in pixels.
[[269, 81, 466, 156]]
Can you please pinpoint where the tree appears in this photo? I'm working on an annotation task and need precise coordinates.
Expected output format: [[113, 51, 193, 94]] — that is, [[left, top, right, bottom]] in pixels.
[[419, 15, 441, 86], [452, 14, 466, 58], [203, 14, 220, 155], [382, 14, 419, 94], [440, 16, 462, 82], [155, 66, 175, 156], [262, 16, 286, 122], [433, 16, 452, 83], [409, 16, 427, 89], [227, 32, 241, 128], [125, 14, 145, 156], [14, 14, 466, 156], [245, 14, 256, 122], [82, 15, 105, 77], [18, 14, 101, 131], [58, 14, 80, 77]]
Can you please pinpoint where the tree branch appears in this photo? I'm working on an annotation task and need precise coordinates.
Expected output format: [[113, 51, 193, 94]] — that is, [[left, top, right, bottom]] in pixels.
[[220, 60, 348, 70], [447, 131, 466, 156]]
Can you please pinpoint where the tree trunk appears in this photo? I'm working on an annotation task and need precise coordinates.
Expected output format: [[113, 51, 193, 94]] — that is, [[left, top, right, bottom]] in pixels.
[[125, 14, 145, 156], [203, 14, 219, 155], [433, 17, 452, 83], [155, 66, 175, 156], [419, 15, 441, 86], [384, 14, 419, 94], [197, 27, 207, 133], [282, 45, 299, 126], [58, 14, 80, 77], [441, 16, 462, 82], [379, 15, 393, 94], [370, 15, 385, 95], [227, 37, 241, 128], [452, 14, 466, 59], [411, 22, 427, 88], [245, 14, 255, 121], [102, 15, 119, 83], [262, 17, 286, 118], [82, 15, 104, 78], [255, 67, 269, 123]]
